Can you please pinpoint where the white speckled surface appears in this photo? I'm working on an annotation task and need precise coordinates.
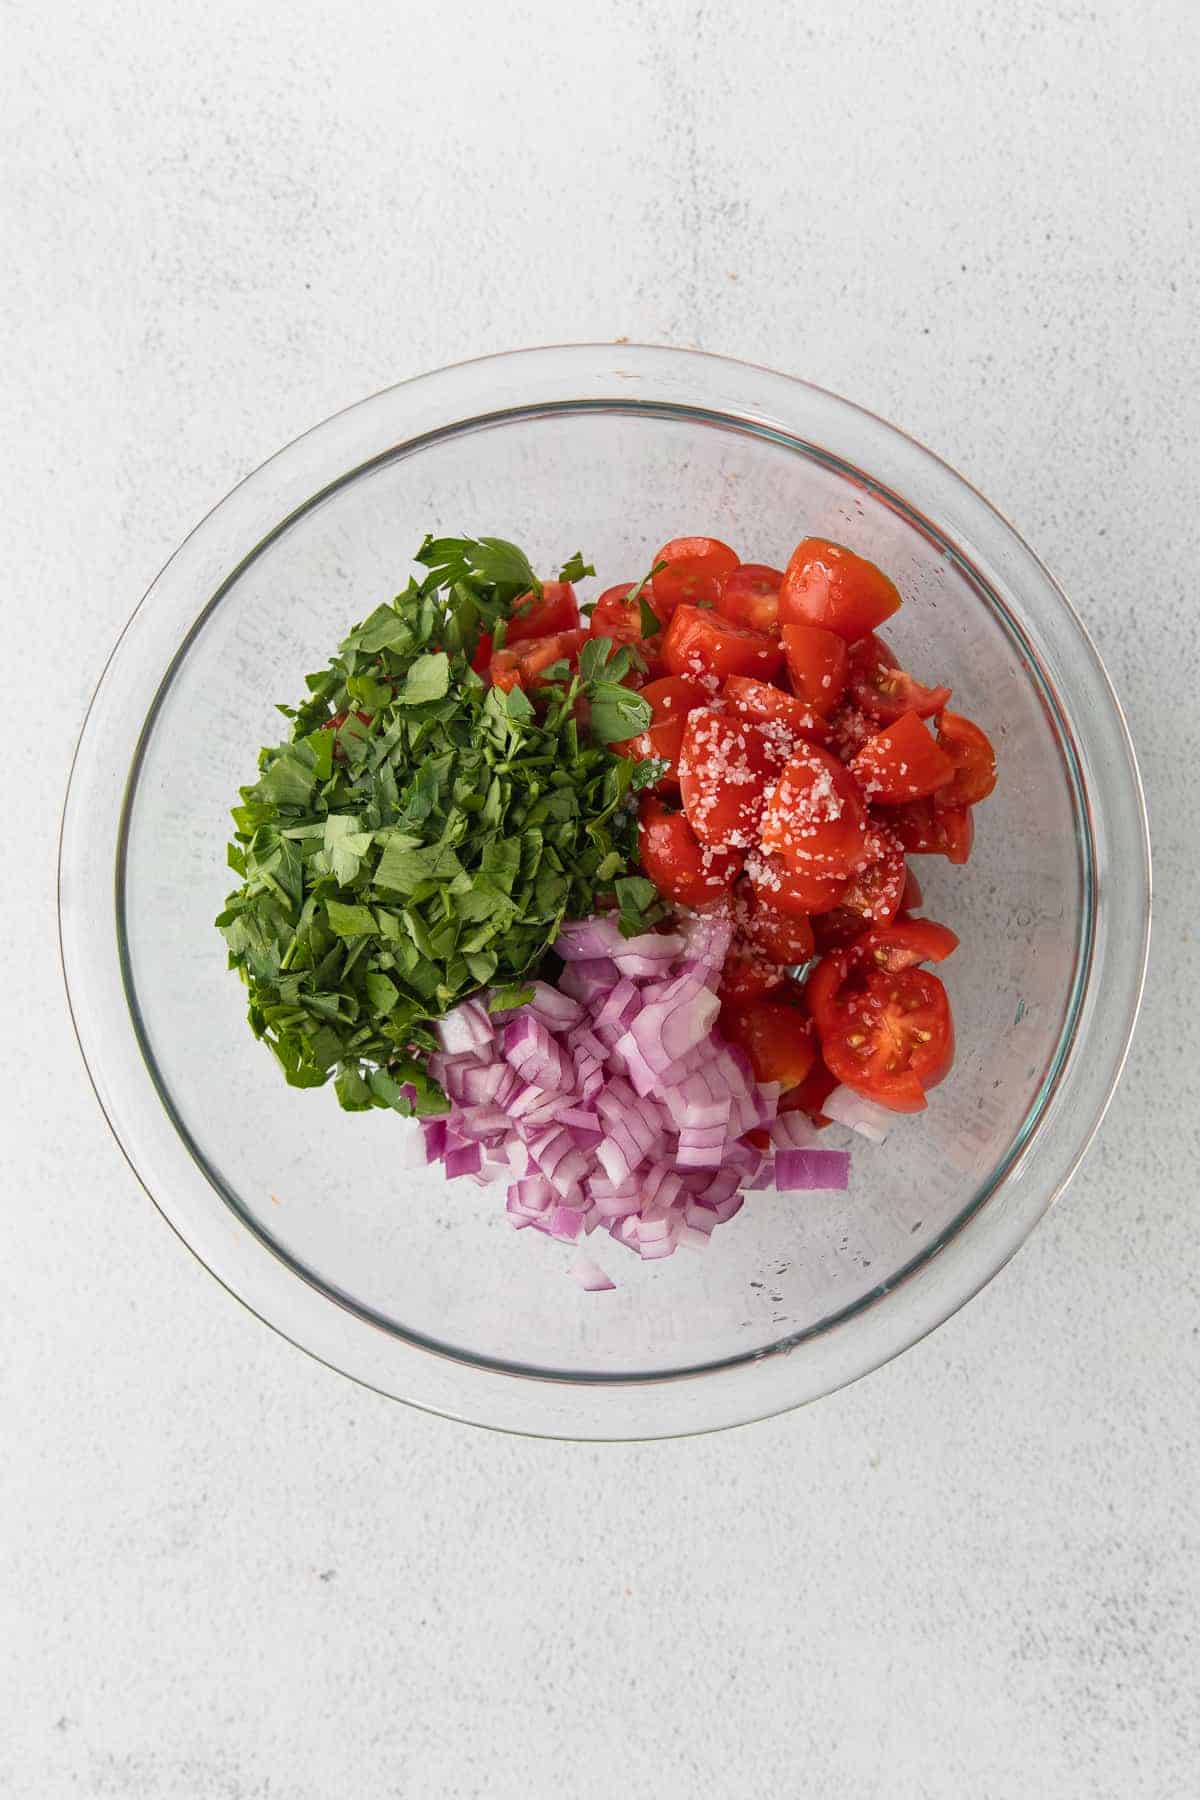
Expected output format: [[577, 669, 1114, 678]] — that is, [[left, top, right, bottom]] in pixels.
[[3, 2, 1198, 1795]]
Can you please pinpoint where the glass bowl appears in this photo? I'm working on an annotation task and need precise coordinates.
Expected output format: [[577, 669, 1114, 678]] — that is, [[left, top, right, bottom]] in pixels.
[[58, 345, 1150, 1439]]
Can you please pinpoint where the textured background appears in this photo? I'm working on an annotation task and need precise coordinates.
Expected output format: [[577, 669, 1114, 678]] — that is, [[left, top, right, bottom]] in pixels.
[[4, 2, 1198, 1795]]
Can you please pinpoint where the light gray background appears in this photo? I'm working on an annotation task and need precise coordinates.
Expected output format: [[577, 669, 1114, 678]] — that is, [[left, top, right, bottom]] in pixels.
[[4, 3, 1197, 1796]]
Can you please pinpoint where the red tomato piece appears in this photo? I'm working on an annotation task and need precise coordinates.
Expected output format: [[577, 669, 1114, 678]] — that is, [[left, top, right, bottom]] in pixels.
[[613, 675, 706, 786], [505, 580, 579, 646], [847, 633, 952, 723], [662, 604, 784, 685], [322, 709, 373, 732], [899, 862, 923, 915], [825, 700, 876, 761], [888, 797, 975, 864], [589, 582, 665, 674], [746, 848, 849, 918], [717, 563, 784, 633], [850, 711, 956, 804], [470, 631, 493, 675], [489, 628, 587, 693], [781, 623, 848, 714], [778, 1057, 839, 1124], [651, 536, 740, 611], [759, 742, 872, 875], [721, 999, 818, 1089], [778, 538, 902, 642], [718, 948, 787, 1008], [637, 796, 744, 909], [815, 964, 954, 1111], [850, 917, 959, 972], [934, 710, 998, 808], [722, 675, 829, 744], [737, 880, 816, 966], [678, 707, 775, 848], [810, 827, 907, 948]]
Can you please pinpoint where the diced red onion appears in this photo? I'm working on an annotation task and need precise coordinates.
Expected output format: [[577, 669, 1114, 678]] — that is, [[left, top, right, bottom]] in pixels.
[[568, 1254, 616, 1292], [526, 980, 584, 1031], [558, 958, 620, 1004], [821, 1085, 894, 1144], [420, 1117, 448, 1164], [610, 932, 685, 977], [770, 1111, 821, 1150], [555, 916, 625, 959], [443, 1138, 482, 1179], [436, 999, 493, 1055], [774, 1148, 852, 1191]]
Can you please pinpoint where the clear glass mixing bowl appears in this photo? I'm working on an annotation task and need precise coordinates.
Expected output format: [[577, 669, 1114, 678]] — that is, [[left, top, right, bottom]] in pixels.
[[58, 345, 1150, 1438]]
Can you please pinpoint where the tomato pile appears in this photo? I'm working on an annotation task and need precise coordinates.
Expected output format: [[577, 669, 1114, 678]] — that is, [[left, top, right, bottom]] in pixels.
[[481, 534, 997, 1118]]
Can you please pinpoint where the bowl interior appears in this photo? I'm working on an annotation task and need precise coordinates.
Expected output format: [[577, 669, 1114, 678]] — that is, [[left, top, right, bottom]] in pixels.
[[119, 403, 1086, 1381]]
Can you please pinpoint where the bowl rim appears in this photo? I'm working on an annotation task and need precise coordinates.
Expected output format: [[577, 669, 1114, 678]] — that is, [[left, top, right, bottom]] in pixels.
[[58, 341, 1152, 1439]]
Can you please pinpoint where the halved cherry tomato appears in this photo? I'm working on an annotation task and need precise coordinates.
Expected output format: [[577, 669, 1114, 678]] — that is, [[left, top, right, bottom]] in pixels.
[[506, 580, 579, 646], [588, 583, 664, 674], [637, 795, 743, 909], [651, 537, 740, 611], [847, 917, 959, 973], [934, 710, 997, 808], [847, 633, 952, 723], [747, 849, 849, 917], [778, 538, 902, 642], [814, 964, 954, 1111], [613, 675, 705, 786], [888, 797, 974, 864], [850, 711, 956, 803], [678, 708, 775, 848], [717, 563, 784, 633], [722, 675, 829, 744], [759, 742, 871, 875], [738, 882, 815, 965], [471, 632, 494, 675], [662, 604, 784, 685], [899, 863, 923, 914], [811, 828, 907, 947], [718, 947, 786, 1007], [721, 999, 817, 1088], [489, 627, 588, 693], [781, 623, 848, 714], [778, 1056, 839, 1124]]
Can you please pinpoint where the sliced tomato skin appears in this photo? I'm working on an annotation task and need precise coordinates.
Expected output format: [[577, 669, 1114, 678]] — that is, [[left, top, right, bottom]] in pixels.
[[589, 583, 665, 674], [778, 1057, 839, 1125], [637, 795, 743, 909], [781, 623, 849, 714], [888, 797, 974, 864], [849, 917, 959, 972], [677, 708, 775, 848], [717, 563, 784, 633], [470, 631, 494, 675], [651, 537, 740, 610], [662, 604, 784, 685], [759, 742, 872, 876], [613, 675, 705, 786], [935, 710, 998, 808], [746, 849, 849, 918], [739, 884, 815, 965], [808, 960, 954, 1112], [778, 538, 903, 641], [506, 580, 579, 645], [722, 676, 829, 744], [847, 633, 952, 723], [489, 627, 587, 693], [718, 948, 787, 1007], [810, 828, 907, 948], [721, 1000, 817, 1088], [851, 711, 956, 803]]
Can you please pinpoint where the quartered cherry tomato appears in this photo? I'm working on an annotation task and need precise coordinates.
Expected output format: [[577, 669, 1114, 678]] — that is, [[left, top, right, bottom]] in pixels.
[[781, 623, 848, 714], [738, 882, 815, 965], [934, 710, 998, 808], [613, 675, 706, 787], [718, 947, 787, 1007], [778, 538, 902, 641], [651, 537, 740, 611], [778, 1056, 839, 1124], [637, 795, 743, 909], [588, 583, 665, 673], [717, 563, 784, 633], [662, 604, 784, 685], [505, 580, 579, 646], [888, 797, 975, 863], [489, 628, 587, 692], [814, 964, 954, 1111], [746, 849, 849, 918], [759, 741, 871, 875], [678, 707, 775, 848], [810, 828, 907, 947], [847, 633, 952, 723], [721, 999, 818, 1088], [850, 711, 956, 803], [722, 676, 829, 743]]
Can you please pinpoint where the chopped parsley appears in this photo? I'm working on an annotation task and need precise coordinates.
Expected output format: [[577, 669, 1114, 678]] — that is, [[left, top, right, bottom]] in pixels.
[[216, 537, 660, 1116]]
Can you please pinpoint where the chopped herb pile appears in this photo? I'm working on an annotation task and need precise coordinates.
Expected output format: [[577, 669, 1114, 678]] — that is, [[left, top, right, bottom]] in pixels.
[[217, 537, 663, 1116]]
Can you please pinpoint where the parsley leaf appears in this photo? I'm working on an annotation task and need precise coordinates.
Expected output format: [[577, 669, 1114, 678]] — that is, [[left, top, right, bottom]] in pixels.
[[558, 551, 596, 583]]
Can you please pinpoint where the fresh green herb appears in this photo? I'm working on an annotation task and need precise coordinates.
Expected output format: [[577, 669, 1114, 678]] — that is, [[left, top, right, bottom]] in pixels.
[[218, 537, 650, 1115], [638, 595, 663, 637], [558, 551, 596, 583]]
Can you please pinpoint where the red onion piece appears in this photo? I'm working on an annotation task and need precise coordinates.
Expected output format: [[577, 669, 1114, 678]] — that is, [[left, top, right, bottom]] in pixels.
[[569, 1255, 616, 1292], [821, 1085, 894, 1144]]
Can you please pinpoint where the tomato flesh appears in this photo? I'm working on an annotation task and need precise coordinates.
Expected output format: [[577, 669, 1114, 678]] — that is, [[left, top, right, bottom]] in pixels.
[[738, 881, 815, 966], [779, 1057, 839, 1124], [722, 676, 828, 744], [614, 675, 705, 786], [662, 604, 783, 685], [589, 583, 664, 673], [489, 627, 587, 692], [746, 849, 848, 918], [811, 828, 907, 947], [851, 710, 956, 803], [760, 742, 871, 875], [847, 633, 952, 723], [637, 796, 743, 909], [778, 538, 902, 642], [888, 797, 974, 863], [781, 623, 848, 714], [717, 563, 784, 633], [506, 580, 579, 646], [721, 1000, 817, 1089], [817, 965, 954, 1111], [678, 708, 775, 848], [935, 710, 997, 808], [651, 537, 740, 610], [718, 948, 786, 1007]]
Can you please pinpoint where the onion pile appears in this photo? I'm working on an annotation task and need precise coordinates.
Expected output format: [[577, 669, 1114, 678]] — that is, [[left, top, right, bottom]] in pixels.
[[418, 912, 853, 1272]]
